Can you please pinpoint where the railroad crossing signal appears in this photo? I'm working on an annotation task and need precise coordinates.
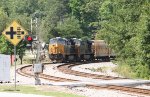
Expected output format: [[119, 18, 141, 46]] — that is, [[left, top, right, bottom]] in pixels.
[[2, 21, 28, 46]]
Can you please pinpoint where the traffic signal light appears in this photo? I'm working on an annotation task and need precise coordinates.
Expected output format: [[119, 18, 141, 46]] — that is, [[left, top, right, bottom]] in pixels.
[[27, 36, 33, 43], [24, 35, 33, 43], [25, 35, 33, 49]]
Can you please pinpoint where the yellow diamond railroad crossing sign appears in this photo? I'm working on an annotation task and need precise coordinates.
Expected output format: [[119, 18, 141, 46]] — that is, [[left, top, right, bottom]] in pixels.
[[2, 20, 28, 46]]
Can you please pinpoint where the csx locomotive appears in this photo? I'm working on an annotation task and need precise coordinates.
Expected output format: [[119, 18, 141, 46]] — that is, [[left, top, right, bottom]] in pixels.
[[48, 37, 115, 62]]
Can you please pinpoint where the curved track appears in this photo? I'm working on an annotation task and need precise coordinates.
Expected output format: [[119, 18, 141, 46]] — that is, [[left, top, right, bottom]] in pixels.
[[17, 63, 150, 96], [57, 63, 126, 80], [17, 64, 77, 82]]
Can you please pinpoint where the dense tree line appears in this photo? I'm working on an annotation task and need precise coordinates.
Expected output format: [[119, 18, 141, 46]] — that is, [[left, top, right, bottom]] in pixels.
[[96, 0, 150, 79], [0, 0, 149, 79]]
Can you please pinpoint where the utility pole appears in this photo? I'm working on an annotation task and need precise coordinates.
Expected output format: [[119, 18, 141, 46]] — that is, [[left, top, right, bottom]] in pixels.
[[35, 17, 40, 63], [34, 17, 41, 85], [31, 18, 33, 34]]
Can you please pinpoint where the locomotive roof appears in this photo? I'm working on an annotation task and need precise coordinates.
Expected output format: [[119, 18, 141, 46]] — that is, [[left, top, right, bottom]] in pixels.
[[92, 40, 108, 46]]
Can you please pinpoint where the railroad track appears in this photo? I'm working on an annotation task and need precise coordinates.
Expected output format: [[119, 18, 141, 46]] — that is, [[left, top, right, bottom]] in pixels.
[[17, 63, 150, 96], [87, 85, 150, 96], [17, 65, 77, 82], [57, 63, 126, 80]]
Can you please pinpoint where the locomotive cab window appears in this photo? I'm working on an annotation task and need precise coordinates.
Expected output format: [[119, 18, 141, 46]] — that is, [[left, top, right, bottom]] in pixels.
[[50, 39, 57, 44], [74, 39, 81, 45], [57, 38, 66, 45], [50, 38, 66, 45]]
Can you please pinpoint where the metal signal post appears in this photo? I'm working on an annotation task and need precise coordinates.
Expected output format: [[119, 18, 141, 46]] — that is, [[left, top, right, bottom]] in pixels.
[[34, 17, 41, 85], [35, 17, 40, 63], [14, 46, 17, 90]]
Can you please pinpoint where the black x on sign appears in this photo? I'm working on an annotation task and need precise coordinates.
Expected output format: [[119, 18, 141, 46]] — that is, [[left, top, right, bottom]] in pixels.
[[6, 27, 16, 39], [2, 21, 28, 46]]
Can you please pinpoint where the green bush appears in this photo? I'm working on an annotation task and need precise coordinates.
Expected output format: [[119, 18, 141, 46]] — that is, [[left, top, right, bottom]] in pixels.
[[113, 64, 136, 78], [135, 64, 150, 79], [113, 59, 150, 80]]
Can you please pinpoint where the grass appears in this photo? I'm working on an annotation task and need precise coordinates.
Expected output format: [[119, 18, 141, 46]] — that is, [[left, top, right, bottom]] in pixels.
[[90, 60, 137, 79], [0, 85, 85, 97], [90, 66, 109, 73], [112, 64, 136, 79], [109, 60, 137, 79]]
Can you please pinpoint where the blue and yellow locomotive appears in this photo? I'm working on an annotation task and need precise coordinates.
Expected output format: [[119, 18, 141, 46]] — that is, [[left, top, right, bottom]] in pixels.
[[49, 37, 77, 62], [48, 37, 115, 62]]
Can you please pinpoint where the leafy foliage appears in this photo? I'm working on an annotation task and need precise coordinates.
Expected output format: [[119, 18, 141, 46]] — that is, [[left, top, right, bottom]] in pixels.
[[97, 0, 150, 79], [0, 0, 149, 78], [56, 17, 83, 38]]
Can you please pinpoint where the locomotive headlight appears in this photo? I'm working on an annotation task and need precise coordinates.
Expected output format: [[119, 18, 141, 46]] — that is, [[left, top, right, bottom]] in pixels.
[[54, 44, 58, 49], [55, 44, 58, 47]]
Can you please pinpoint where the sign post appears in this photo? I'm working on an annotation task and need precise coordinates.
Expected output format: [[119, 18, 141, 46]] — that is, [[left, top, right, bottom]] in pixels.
[[14, 46, 16, 90], [2, 20, 28, 90]]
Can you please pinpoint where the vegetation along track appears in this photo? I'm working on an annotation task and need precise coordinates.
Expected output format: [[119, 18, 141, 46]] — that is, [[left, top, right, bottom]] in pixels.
[[57, 63, 127, 80], [17, 63, 150, 96]]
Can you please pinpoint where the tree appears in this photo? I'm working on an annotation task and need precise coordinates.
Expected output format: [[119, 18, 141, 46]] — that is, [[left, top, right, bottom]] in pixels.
[[69, 0, 100, 38], [17, 40, 27, 64], [96, 0, 150, 79], [0, 8, 8, 32], [40, 0, 70, 41], [0, 36, 8, 53], [0, 0, 149, 78], [56, 17, 83, 38]]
